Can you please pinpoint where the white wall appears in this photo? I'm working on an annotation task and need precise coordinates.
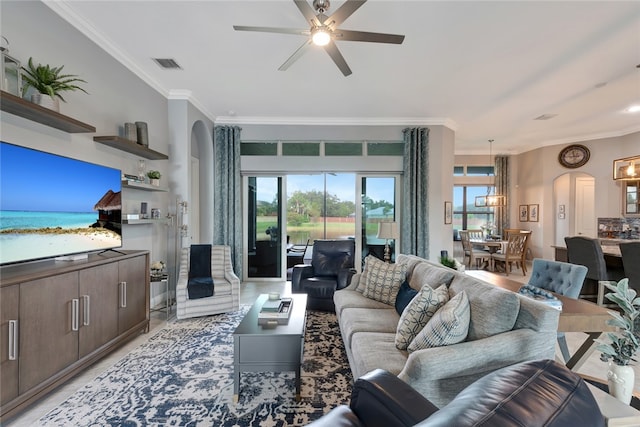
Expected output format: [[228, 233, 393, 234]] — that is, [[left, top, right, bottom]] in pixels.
[[515, 131, 639, 259], [1, 1, 175, 303]]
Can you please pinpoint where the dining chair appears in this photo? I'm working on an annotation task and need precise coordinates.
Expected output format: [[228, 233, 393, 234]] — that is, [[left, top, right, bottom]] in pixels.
[[287, 238, 310, 269], [527, 258, 588, 362], [503, 228, 522, 241], [490, 230, 531, 276], [564, 236, 617, 306], [459, 230, 491, 269], [620, 242, 640, 293]]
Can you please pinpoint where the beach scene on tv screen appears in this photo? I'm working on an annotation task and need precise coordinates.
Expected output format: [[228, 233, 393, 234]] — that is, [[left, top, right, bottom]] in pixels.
[[0, 142, 122, 264]]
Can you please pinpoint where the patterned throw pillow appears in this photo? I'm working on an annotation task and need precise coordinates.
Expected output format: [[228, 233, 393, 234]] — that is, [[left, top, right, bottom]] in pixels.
[[395, 284, 449, 350], [407, 290, 470, 352], [362, 256, 408, 305]]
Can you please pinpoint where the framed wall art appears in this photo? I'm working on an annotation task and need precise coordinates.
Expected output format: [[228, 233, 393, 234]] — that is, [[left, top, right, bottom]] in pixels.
[[519, 205, 528, 222], [528, 204, 539, 222], [444, 201, 452, 224]]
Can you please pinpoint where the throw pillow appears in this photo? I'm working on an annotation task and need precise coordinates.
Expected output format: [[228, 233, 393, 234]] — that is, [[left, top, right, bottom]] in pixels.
[[362, 256, 407, 305], [395, 280, 418, 315], [408, 290, 470, 352], [355, 255, 376, 293], [395, 284, 449, 350]]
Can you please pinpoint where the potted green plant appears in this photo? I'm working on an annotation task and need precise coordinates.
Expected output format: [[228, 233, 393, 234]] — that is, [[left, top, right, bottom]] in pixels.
[[21, 57, 88, 112], [147, 170, 161, 186], [595, 278, 639, 404]]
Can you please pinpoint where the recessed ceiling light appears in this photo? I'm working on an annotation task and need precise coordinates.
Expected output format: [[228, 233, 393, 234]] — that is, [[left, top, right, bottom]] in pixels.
[[626, 105, 640, 113]]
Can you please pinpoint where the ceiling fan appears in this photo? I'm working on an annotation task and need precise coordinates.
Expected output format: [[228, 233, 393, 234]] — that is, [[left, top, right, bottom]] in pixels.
[[233, 0, 405, 76]]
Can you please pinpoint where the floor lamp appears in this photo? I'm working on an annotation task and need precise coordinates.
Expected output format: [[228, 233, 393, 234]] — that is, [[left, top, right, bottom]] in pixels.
[[377, 222, 398, 263]]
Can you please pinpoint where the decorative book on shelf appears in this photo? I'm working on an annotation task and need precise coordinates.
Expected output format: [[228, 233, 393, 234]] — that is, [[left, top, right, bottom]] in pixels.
[[518, 285, 563, 310], [258, 297, 293, 325]]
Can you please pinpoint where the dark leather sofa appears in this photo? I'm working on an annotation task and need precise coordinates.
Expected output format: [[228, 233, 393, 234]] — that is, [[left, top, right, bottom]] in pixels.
[[291, 239, 356, 311], [308, 359, 605, 427]]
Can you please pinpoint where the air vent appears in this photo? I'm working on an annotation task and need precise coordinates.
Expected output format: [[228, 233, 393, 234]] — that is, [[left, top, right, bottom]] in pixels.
[[534, 114, 557, 121], [152, 58, 182, 70]]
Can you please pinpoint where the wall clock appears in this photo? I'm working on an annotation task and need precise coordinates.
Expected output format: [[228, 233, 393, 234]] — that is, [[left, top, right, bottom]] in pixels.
[[558, 144, 590, 168]]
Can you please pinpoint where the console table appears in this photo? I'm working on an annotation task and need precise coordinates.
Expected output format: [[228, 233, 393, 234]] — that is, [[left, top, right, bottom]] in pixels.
[[0, 250, 150, 422]]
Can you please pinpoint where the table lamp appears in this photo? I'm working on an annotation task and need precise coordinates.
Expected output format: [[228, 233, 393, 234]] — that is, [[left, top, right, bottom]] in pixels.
[[377, 222, 398, 263]]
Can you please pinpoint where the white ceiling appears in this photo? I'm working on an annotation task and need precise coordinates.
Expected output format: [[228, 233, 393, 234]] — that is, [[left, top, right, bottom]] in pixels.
[[46, 0, 640, 154]]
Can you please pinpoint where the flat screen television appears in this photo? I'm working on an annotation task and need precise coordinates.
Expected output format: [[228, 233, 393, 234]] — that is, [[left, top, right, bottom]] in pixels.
[[0, 141, 122, 265]]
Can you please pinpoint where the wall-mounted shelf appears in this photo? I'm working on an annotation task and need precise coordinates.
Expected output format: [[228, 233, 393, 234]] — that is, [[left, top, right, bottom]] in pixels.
[[122, 219, 168, 225], [0, 90, 96, 133], [122, 180, 168, 192], [94, 136, 168, 160]]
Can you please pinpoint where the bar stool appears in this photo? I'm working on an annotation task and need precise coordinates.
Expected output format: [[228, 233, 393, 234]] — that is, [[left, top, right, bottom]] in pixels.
[[620, 242, 640, 292], [564, 236, 617, 305]]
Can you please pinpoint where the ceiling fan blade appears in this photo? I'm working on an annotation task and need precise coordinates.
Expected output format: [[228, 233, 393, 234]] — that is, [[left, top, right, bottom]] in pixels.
[[323, 40, 352, 76], [294, 0, 321, 26], [279, 40, 313, 71], [233, 25, 309, 36], [336, 29, 405, 44], [324, 0, 366, 27]]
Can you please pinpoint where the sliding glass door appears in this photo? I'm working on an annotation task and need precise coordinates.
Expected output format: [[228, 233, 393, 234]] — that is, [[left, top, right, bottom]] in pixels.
[[286, 173, 356, 245], [245, 176, 283, 279], [244, 173, 399, 280], [360, 176, 399, 265]]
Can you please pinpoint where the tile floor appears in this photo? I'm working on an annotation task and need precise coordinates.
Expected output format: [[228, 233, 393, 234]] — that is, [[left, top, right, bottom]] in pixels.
[[5, 265, 639, 425]]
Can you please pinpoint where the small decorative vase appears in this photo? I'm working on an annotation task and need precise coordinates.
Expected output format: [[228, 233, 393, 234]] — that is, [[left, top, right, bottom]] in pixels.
[[31, 93, 59, 112], [607, 361, 635, 405], [150, 178, 160, 187], [135, 121, 149, 146]]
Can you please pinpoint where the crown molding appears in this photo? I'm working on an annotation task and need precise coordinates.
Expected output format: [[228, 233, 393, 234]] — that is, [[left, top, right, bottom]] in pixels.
[[44, 1, 170, 99], [538, 124, 640, 151]]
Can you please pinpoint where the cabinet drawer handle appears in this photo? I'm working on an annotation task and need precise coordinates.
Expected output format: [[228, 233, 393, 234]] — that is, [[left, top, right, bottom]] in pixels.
[[120, 282, 127, 308], [71, 298, 79, 331], [83, 295, 90, 326], [8, 320, 17, 361]]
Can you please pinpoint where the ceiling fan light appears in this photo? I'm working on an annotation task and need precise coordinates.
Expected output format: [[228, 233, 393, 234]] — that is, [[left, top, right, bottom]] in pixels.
[[312, 28, 331, 46]]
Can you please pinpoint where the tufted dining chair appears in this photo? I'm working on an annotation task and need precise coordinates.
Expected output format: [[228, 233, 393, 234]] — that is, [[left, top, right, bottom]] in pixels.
[[527, 258, 588, 362]]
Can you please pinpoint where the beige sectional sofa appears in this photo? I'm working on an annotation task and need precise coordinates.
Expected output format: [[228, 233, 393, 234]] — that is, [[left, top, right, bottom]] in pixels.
[[333, 254, 561, 408]]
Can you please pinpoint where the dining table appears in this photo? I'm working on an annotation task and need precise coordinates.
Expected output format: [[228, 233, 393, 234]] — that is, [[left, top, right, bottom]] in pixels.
[[466, 270, 616, 372]]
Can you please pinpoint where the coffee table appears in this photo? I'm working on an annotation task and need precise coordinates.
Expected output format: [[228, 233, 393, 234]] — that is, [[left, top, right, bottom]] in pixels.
[[233, 293, 307, 403]]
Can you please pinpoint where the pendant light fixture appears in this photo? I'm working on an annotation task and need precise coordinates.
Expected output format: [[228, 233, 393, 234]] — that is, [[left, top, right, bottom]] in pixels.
[[613, 155, 640, 180], [475, 139, 506, 207]]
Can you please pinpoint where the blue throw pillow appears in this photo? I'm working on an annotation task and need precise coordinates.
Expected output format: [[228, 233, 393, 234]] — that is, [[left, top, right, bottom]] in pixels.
[[395, 280, 418, 315]]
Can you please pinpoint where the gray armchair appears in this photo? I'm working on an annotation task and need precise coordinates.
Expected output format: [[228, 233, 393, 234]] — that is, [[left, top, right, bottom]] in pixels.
[[291, 239, 356, 311]]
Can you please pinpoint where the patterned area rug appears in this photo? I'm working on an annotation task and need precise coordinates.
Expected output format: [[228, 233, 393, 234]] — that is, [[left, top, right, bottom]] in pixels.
[[37, 307, 352, 426]]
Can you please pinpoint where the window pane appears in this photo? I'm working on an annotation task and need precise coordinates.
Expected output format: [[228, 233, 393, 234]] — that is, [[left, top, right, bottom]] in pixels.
[[453, 166, 464, 176], [282, 143, 320, 156], [325, 142, 362, 156], [467, 166, 494, 176]]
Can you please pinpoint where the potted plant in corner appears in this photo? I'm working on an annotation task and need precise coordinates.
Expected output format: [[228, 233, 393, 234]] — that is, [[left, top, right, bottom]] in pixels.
[[21, 57, 88, 112], [595, 278, 640, 405], [147, 170, 161, 187]]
